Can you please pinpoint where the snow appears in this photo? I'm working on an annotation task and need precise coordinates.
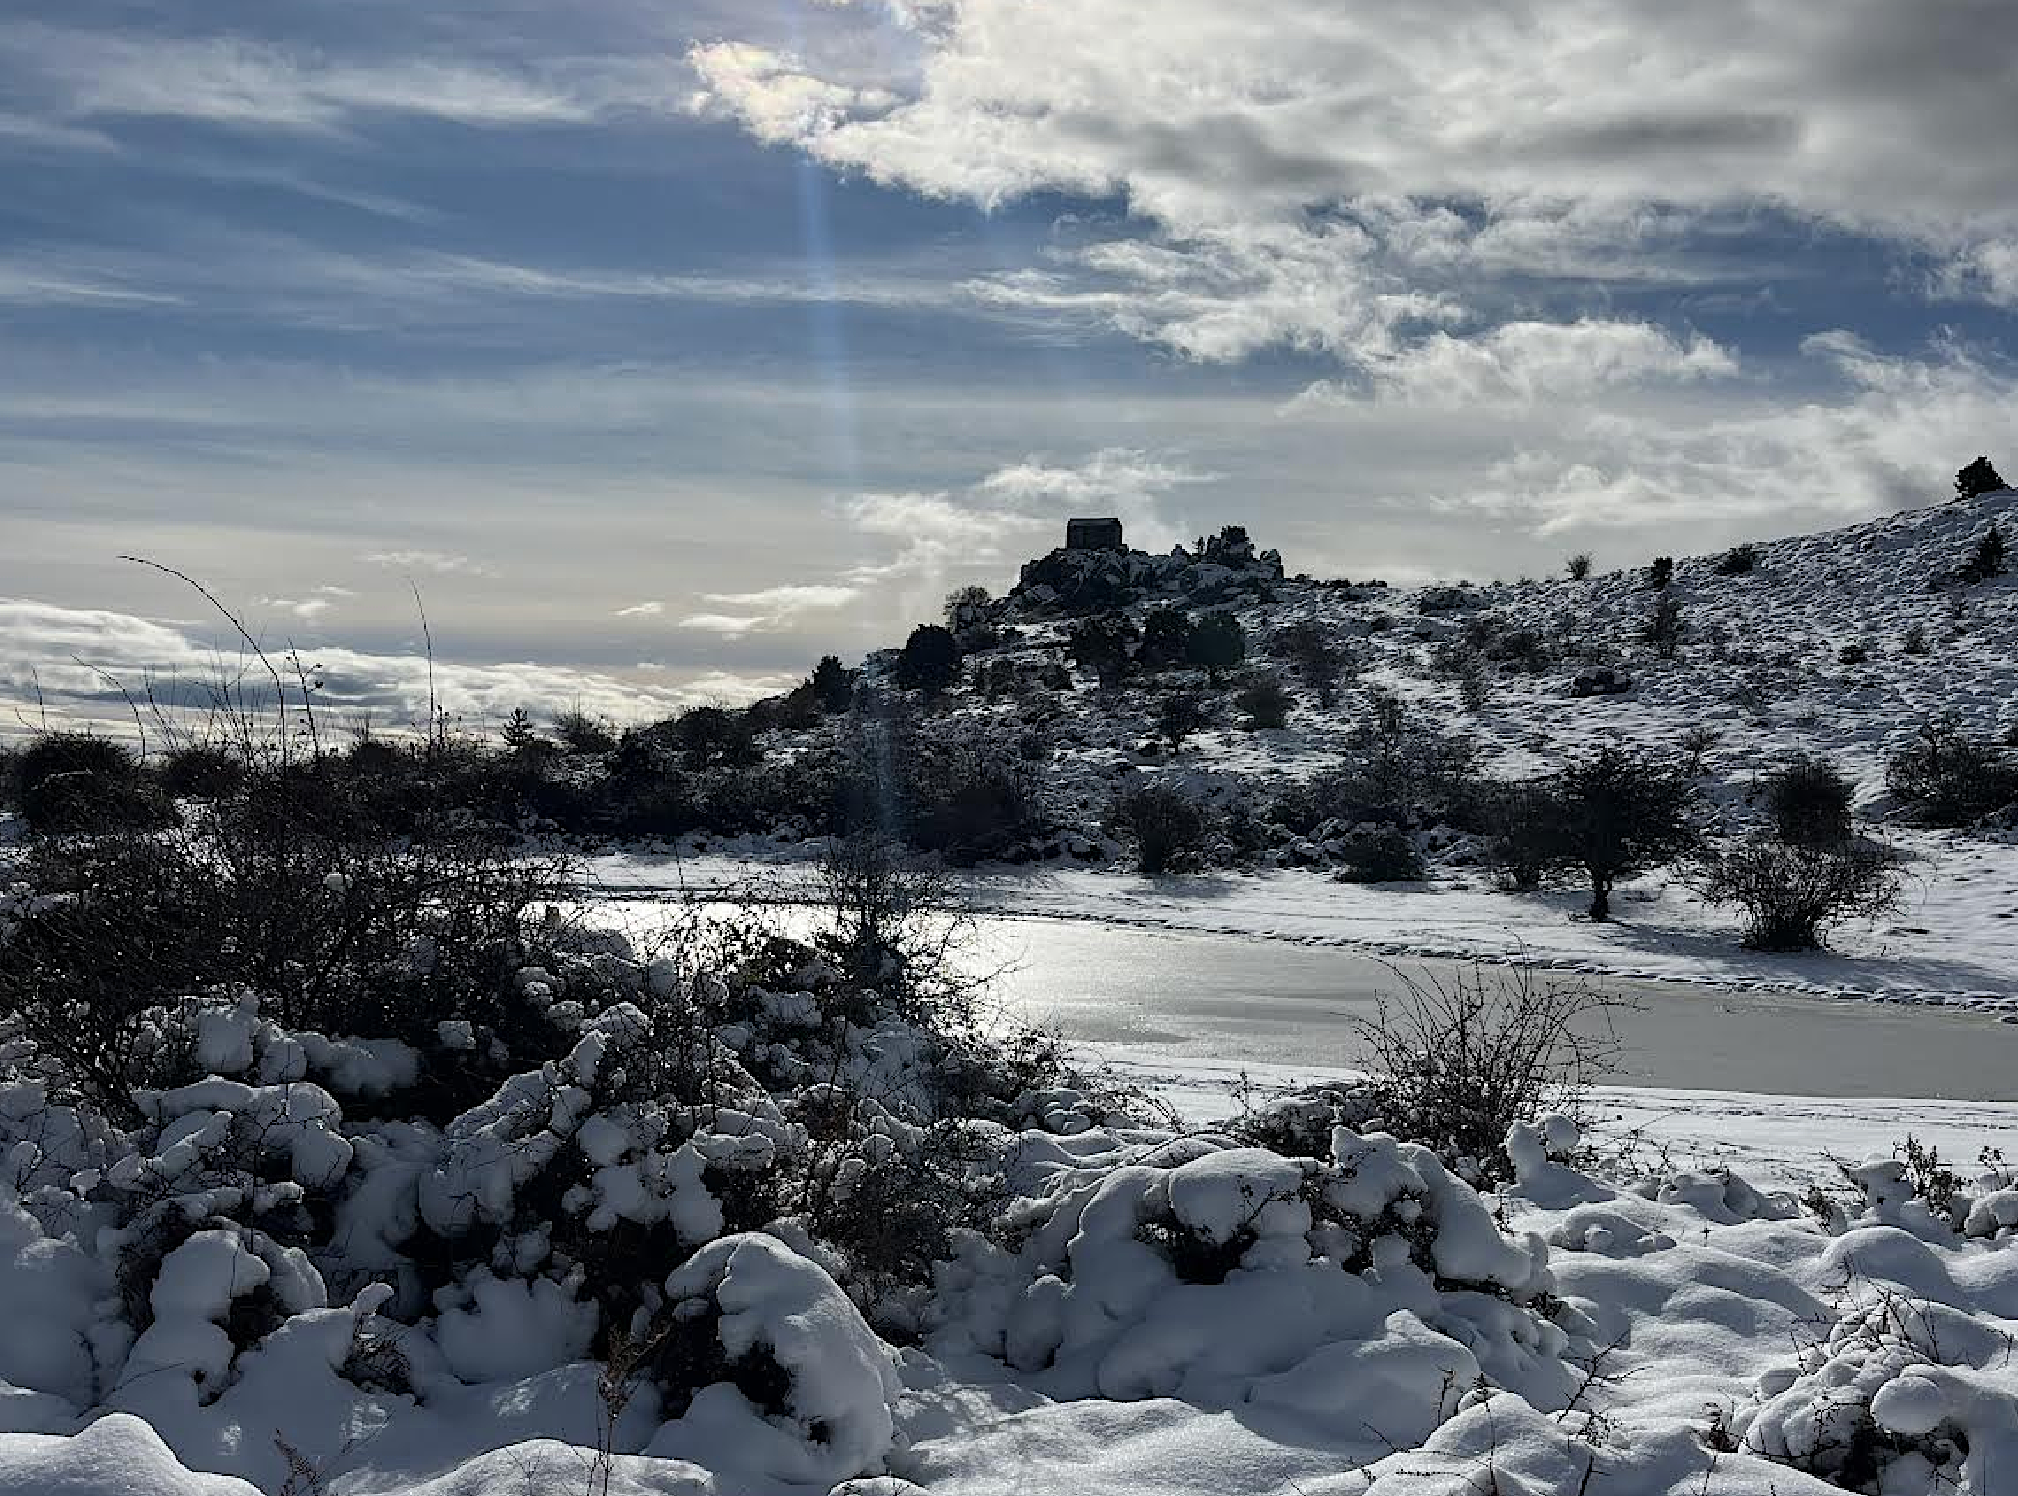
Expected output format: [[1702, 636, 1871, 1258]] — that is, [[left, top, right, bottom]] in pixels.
[[649, 1232, 903, 1487], [11, 497, 2018, 1493], [0, 1415, 261, 1496]]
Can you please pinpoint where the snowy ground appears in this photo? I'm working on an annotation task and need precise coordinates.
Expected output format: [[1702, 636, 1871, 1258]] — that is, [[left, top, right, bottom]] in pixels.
[[584, 835, 2018, 1011]]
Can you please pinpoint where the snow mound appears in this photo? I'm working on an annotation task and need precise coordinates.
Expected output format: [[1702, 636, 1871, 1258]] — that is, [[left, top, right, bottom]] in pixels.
[[944, 1128, 1576, 1420], [0, 1414, 261, 1496], [644, 1232, 902, 1487]]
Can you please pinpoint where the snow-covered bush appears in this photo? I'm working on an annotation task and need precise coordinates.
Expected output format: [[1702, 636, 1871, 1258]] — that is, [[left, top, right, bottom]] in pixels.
[[1738, 1281, 2018, 1492], [0, 775, 563, 1121], [949, 1127, 1577, 1420], [639, 1232, 902, 1486]]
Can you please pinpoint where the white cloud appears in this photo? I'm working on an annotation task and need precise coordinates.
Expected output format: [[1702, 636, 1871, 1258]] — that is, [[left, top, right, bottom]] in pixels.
[[1296, 320, 1738, 408], [361, 549, 497, 578], [615, 601, 664, 617], [693, 0, 2018, 375], [1398, 334, 2018, 533], [0, 596, 768, 739], [10, 26, 687, 134], [678, 612, 769, 636]]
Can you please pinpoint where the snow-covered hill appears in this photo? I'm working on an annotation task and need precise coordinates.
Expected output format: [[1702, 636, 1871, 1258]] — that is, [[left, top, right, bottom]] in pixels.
[[927, 487, 2018, 818]]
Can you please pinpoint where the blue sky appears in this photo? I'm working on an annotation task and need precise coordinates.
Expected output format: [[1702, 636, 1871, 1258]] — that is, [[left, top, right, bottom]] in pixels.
[[4, 0, 2016, 733]]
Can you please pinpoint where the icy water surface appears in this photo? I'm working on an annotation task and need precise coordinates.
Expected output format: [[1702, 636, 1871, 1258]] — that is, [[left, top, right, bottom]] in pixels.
[[591, 895, 2018, 1100]]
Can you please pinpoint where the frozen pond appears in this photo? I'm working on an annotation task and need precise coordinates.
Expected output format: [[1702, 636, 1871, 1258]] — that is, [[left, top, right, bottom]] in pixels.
[[589, 894, 2018, 1102], [968, 916, 2018, 1101]]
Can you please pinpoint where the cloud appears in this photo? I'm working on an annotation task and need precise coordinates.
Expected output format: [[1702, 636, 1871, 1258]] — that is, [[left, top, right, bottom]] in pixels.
[[1295, 320, 1738, 407], [8, 25, 687, 134], [615, 601, 665, 617], [678, 612, 769, 636], [687, 41, 899, 147], [361, 549, 497, 578], [703, 584, 864, 612], [0, 597, 773, 739], [1398, 333, 2018, 533], [693, 0, 2018, 377]]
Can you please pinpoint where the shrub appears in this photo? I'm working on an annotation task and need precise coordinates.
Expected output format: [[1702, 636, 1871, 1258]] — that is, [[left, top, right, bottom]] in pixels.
[[1156, 689, 1208, 749], [1137, 608, 1196, 670], [1641, 595, 1686, 659], [1901, 624, 1930, 655], [1695, 835, 1902, 951], [1067, 614, 1139, 689], [1340, 689, 1479, 818], [155, 741, 248, 801], [894, 625, 963, 697], [1335, 824, 1423, 882], [1564, 552, 1593, 581], [1352, 962, 1625, 1183], [553, 707, 618, 754], [1233, 672, 1293, 730], [1479, 779, 1564, 891], [942, 584, 992, 632], [1553, 744, 1700, 919], [1762, 753, 1855, 846], [1885, 715, 2018, 825], [2, 765, 561, 1119], [1185, 611, 1247, 682], [1953, 526, 2008, 585], [809, 655, 857, 713], [905, 735, 1043, 866], [1713, 543, 1759, 576], [1647, 555, 1674, 589], [1105, 780, 1213, 874], [1457, 656, 1492, 715], [1836, 641, 1869, 666], [17, 731, 169, 834], [1271, 620, 1348, 706], [1955, 454, 2008, 499]]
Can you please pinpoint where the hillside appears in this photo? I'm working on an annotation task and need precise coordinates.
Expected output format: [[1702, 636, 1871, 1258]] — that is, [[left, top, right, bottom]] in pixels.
[[883, 488, 2018, 830]]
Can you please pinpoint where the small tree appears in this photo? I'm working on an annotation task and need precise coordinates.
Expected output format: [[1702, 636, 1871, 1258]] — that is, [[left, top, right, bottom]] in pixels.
[[500, 707, 541, 751], [1762, 752, 1854, 846], [1641, 594, 1686, 659], [1272, 620, 1348, 707], [1156, 690, 1208, 750], [1647, 555, 1674, 589], [942, 584, 992, 632], [1956, 455, 2008, 500], [1955, 526, 2009, 585], [1695, 836, 1901, 951], [1067, 614, 1139, 689], [1713, 543, 1759, 576], [895, 624, 963, 697], [1186, 611, 1247, 682], [809, 655, 856, 713], [1105, 780, 1212, 874], [1553, 745, 1699, 919], [1138, 607, 1196, 670], [1886, 715, 2018, 825], [1565, 552, 1593, 581]]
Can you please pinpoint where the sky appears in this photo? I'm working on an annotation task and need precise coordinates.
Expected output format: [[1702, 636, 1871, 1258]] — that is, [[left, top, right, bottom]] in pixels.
[[4, 0, 2016, 736]]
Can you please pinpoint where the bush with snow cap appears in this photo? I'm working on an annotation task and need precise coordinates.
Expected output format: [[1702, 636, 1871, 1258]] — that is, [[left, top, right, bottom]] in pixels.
[[961, 1129, 1576, 1415], [1736, 1285, 2018, 1492], [641, 1231, 902, 1487]]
